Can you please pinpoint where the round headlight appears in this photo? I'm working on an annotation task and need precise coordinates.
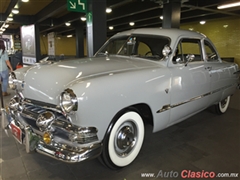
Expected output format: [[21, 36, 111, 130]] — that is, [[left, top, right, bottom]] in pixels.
[[9, 72, 17, 90], [60, 88, 78, 113]]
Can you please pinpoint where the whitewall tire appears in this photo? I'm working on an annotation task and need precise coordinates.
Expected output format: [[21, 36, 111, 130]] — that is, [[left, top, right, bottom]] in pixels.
[[101, 110, 144, 169], [215, 96, 230, 114]]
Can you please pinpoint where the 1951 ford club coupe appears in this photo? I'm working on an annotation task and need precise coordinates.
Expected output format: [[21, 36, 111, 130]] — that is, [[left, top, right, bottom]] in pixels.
[[2, 28, 239, 169]]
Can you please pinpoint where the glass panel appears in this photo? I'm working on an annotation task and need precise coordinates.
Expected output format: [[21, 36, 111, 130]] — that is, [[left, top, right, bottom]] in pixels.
[[96, 35, 170, 61], [204, 40, 219, 61], [173, 38, 202, 64]]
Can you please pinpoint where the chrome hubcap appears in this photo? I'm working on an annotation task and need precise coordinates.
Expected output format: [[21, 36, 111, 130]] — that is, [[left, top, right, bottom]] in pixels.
[[220, 97, 228, 108], [114, 121, 137, 157]]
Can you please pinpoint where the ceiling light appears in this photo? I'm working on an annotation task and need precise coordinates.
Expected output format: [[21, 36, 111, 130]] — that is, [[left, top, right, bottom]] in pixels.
[[9, 13, 13, 17], [22, 0, 29, 2], [65, 22, 71, 26], [67, 35, 73, 38], [160, 16, 163, 20], [223, 24, 228, 28], [109, 26, 114, 30], [7, 17, 13, 21], [106, 8, 112, 13], [129, 22, 135, 26], [12, 9, 19, 14], [4, 24, 9, 28], [217, 2, 240, 9], [81, 17, 86, 21], [200, 21, 206, 25], [189, 28, 194, 31]]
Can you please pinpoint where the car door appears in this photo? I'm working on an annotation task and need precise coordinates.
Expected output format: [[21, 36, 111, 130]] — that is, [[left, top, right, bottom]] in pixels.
[[168, 38, 211, 125], [203, 39, 238, 105]]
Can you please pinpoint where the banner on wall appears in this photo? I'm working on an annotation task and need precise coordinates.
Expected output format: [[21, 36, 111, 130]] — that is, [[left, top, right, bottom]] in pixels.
[[21, 24, 36, 64], [47, 32, 55, 56], [13, 34, 21, 50]]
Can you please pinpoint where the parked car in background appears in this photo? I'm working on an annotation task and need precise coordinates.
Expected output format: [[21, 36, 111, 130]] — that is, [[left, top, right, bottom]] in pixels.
[[2, 28, 240, 169]]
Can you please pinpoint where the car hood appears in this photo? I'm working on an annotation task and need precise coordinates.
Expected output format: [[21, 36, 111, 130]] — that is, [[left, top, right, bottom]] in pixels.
[[21, 56, 161, 104]]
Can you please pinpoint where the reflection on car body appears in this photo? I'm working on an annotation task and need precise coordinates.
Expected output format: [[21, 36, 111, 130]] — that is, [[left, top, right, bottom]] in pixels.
[[2, 28, 239, 169]]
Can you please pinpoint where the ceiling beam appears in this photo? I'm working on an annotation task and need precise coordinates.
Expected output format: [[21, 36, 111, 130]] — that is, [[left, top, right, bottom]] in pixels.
[[39, 14, 84, 34], [35, 0, 67, 23], [107, 1, 160, 21], [0, 0, 18, 22], [182, 4, 240, 17]]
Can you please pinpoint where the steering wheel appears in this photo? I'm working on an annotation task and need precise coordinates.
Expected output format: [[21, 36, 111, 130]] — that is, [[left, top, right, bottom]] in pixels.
[[145, 51, 152, 56]]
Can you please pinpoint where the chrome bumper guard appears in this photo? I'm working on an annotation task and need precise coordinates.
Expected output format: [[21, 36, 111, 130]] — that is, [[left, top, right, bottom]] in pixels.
[[1, 108, 102, 163]]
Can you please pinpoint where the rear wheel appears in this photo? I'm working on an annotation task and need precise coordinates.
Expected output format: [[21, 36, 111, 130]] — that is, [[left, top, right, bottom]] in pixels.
[[215, 96, 230, 114], [100, 110, 144, 169]]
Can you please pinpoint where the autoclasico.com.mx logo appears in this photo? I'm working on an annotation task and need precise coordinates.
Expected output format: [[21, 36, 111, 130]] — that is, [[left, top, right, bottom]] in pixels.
[[140, 170, 239, 178]]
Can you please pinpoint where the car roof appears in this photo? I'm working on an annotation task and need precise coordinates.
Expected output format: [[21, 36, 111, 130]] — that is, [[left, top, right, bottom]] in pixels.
[[112, 28, 206, 41]]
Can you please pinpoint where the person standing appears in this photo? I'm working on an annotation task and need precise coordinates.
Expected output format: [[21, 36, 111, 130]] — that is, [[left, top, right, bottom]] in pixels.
[[0, 40, 13, 96]]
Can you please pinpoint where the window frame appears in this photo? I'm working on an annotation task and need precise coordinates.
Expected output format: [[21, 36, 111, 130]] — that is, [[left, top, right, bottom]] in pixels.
[[172, 38, 203, 64], [203, 39, 220, 62]]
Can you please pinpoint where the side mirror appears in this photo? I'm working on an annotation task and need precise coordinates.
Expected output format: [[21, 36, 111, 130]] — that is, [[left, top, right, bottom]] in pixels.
[[185, 54, 195, 66], [162, 45, 172, 57]]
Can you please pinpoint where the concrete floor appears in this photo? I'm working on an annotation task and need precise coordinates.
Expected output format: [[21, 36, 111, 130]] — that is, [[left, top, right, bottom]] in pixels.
[[0, 89, 239, 180]]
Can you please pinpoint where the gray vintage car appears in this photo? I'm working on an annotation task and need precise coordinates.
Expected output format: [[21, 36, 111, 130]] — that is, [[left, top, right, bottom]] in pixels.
[[2, 28, 240, 169]]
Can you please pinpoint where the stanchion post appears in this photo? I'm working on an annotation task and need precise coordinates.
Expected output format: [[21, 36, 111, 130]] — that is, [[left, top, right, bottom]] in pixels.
[[0, 82, 4, 115]]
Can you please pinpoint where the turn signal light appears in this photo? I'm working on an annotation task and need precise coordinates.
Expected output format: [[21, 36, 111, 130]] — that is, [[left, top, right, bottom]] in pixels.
[[43, 132, 52, 144]]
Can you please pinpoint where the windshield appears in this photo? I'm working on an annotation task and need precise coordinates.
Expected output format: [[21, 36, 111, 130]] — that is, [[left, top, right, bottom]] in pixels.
[[95, 35, 171, 61]]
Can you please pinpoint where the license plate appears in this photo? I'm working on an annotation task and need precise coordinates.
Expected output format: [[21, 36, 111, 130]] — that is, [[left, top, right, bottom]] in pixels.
[[10, 123, 23, 144]]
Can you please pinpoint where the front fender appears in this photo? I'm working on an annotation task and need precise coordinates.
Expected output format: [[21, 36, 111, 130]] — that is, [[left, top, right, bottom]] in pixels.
[[69, 67, 172, 140]]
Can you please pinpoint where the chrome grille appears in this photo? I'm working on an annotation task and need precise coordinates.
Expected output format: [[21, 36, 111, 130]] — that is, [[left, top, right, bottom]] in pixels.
[[20, 100, 67, 130]]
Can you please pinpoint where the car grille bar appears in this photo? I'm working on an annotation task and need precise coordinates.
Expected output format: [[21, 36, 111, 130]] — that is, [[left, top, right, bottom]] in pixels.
[[19, 100, 67, 131]]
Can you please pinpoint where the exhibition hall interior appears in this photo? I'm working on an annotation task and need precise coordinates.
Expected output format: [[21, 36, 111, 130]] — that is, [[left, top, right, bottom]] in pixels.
[[0, 0, 239, 180]]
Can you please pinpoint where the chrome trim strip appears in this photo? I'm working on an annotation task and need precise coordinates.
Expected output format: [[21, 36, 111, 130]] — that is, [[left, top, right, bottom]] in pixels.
[[157, 84, 235, 113], [22, 99, 62, 114], [36, 141, 102, 163], [156, 104, 171, 113], [19, 98, 74, 122], [171, 92, 211, 109], [211, 84, 232, 94]]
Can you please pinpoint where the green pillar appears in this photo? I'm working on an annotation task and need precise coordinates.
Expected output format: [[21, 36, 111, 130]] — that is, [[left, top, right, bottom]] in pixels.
[[86, 0, 106, 57]]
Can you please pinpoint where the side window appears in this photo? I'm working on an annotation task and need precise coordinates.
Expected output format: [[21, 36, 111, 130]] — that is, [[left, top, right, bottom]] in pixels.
[[173, 38, 202, 64], [138, 42, 151, 56], [204, 40, 219, 61]]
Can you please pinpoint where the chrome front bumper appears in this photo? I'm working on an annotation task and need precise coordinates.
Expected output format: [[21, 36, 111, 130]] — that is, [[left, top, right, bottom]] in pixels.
[[1, 108, 102, 163]]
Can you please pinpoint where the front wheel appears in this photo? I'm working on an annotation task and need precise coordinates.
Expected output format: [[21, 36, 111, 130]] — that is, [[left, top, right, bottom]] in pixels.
[[100, 110, 144, 169], [215, 96, 231, 114]]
